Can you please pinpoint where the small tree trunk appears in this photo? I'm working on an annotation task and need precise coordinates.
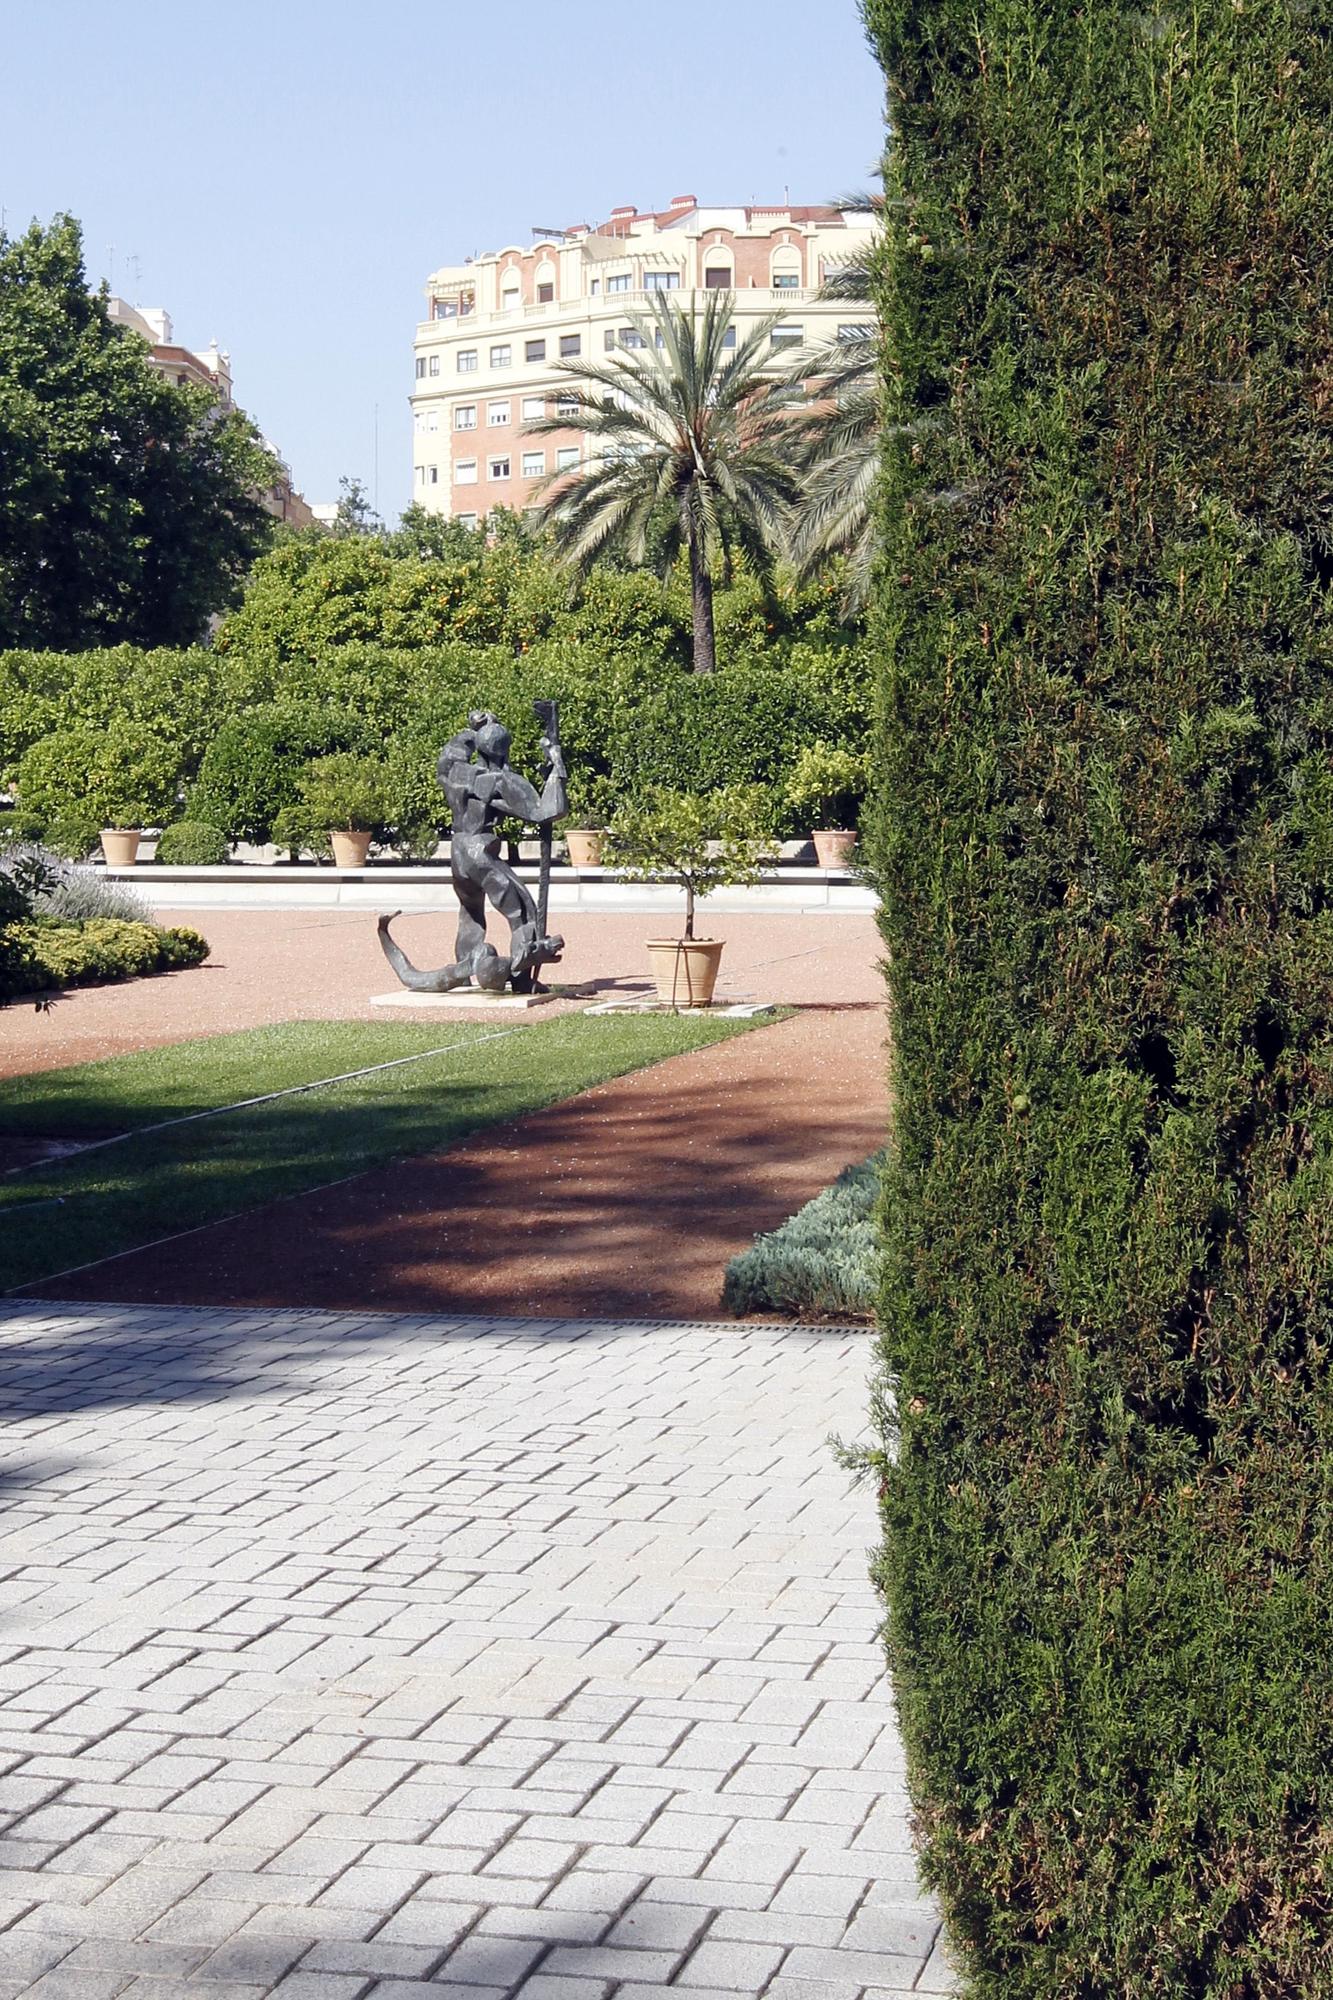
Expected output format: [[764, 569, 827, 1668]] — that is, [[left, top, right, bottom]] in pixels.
[[689, 535, 717, 674], [683, 874, 695, 941]]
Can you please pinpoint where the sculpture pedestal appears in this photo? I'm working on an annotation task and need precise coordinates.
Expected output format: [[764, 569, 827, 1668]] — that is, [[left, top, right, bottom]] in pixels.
[[369, 989, 559, 1012]]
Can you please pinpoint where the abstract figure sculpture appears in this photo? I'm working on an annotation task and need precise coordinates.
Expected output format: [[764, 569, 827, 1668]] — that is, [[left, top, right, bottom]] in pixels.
[[377, 704, 567, 995]]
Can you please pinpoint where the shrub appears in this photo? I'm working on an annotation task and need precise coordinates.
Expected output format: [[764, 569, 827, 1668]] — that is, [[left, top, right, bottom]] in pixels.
[[35, 866, 154, 925], [188, 702, 374, 845], [1, 919, 208, 999], [15, 720, 181, 832], [156, 820, 230, 866], [722, 1154, 881, 1319], [785, 742, 869, 831], [864, 2, 1333, 1995]]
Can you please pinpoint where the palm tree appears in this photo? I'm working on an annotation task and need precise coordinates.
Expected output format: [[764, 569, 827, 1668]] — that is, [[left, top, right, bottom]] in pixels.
[[779, 195, 883, 614], [524, 291, 801, 672]]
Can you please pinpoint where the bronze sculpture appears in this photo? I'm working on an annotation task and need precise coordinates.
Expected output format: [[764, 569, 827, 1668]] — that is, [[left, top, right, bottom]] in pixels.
[[377, 705, 567, 995]]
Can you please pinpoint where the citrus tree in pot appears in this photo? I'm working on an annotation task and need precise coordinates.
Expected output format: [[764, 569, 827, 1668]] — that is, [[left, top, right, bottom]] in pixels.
[[273, 752, 393, 867], [607, 785, 773, 1008], [786, 741, 869, 868], [15, 721, 180, 867]]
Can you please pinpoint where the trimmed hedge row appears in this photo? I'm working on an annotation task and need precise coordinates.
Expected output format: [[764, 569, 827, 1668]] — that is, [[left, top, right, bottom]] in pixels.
[[864, 2, 1333, 1995], [2, 919, 209, 999]]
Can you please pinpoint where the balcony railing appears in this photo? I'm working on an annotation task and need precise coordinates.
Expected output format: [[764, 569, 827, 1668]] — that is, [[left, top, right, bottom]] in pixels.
[[416, 285, 817, 336]]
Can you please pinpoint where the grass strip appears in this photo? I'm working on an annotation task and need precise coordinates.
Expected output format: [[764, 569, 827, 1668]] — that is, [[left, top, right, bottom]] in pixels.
[[0, 1012, 770, 1292]]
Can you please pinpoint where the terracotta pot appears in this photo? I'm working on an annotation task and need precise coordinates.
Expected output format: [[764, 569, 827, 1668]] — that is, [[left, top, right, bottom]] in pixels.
[[645, 937, 724, 1009], [564, 828, 605, 869], [330, 829, 373, 868], [100, 828, 141, 867], [813, 828, 858, 869]]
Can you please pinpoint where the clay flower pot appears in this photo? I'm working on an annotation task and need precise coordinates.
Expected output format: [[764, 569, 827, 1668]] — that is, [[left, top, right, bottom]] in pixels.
[[645, 937, 724, 1009], [565, 828, 605, 869], [330, 829, 373, 868], [812, 828, 858, 869], [100, 829, 141, 867]]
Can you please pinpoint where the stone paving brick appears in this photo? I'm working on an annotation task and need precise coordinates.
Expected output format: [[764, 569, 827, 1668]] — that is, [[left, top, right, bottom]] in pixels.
[[0, 1305, 940, 1998]]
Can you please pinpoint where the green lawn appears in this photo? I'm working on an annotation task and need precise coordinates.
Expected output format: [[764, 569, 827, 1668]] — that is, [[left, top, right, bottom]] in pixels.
[[0, 1013, 769, 1293]]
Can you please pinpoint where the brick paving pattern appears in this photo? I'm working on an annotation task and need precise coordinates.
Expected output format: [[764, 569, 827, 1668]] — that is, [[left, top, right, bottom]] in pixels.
[[0, 1303, 953, 1998]]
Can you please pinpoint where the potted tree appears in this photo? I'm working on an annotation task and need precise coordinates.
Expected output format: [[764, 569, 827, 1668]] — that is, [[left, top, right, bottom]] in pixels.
[[786, 742, 868, 869], [277, 753, 392, 867], [15, 722, 179, 868], [607, 786, 773, 1008], [563, 772, 617, 869]]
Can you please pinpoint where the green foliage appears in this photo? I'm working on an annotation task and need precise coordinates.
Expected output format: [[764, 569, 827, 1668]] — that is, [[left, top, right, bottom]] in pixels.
[[188, 702, 374, 846], [607, 785, 773, 939], [155, 820, 229, 866], [1, 917, 207, 1000], [722, 1154, 881, 1319], [0, 215, 276, 648], [15, 719, 181, 831], [271, 752, 395, 854], [863, 1, 1333, 1994], [786, 741, 869, 830], [527, 292, 804, 671]]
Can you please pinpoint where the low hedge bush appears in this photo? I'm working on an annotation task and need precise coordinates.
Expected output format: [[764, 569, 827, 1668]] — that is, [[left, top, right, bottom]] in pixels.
[[2, 919, 208, 998], [722, 1155, 880, 1320], [155, 821, 229, 866]]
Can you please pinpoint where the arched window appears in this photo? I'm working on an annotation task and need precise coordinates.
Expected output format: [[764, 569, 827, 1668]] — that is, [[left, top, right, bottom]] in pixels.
[[535, 261, 556, 305], [770, 244, 803, 292], [703, 244, 734, 289]]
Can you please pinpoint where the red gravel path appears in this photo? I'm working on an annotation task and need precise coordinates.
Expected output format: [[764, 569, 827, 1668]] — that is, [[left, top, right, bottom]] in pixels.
[[14, 910, 887, 1322]]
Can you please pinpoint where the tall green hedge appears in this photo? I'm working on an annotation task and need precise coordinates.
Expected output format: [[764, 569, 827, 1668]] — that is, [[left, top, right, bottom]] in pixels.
[[863, 3, 1333, 1995]]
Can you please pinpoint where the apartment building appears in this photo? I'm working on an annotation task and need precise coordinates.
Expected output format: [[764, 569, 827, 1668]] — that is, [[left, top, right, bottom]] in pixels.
[[108, 299, 315, 528], [410, 195, 876, 523]]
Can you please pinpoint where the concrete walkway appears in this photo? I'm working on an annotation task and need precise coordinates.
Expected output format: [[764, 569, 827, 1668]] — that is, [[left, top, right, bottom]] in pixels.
[[0, 1303, 950, 1999]]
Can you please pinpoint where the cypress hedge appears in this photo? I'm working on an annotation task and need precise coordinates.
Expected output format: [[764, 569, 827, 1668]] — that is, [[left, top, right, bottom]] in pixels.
[[862, 3, 1333, 1995]]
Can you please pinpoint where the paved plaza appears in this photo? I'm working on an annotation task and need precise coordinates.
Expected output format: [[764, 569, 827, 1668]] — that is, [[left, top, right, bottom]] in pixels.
[[0, 1302, 950, 1998]]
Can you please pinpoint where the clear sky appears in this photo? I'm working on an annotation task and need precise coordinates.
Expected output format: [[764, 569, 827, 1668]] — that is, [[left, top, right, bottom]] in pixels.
[[1, 0, 885, 523]]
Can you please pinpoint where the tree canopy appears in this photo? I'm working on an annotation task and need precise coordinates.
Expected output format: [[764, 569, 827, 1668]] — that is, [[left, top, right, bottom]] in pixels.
[[0, 214, 278, 650]]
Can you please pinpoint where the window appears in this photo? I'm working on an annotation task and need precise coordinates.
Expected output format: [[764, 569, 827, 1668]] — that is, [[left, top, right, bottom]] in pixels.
[[537, 282, 554, 303], [770, 323, 803, 348], [414, 357, 427, 378], [458, 349, 478, 373], [521, 450, 545, 477], [427, 466, 439, 484], [521, 395, 545, 420], [525, 338, 546, 363], [415, 466, 424, 485], [487, 401, 511, 426], [413, 411, 424, 434], [645, 270, 680, 291], [455, 404, 477, 430], [556, 446, 580, 472], [604, 327, 616, 352], [559, 333, 581, 357], [619, 326, 645, 350], [428, 355, 440, 377], [456, 512, 479, 528], [704, 265, 732, 288], [722, 326, 737, 348], [771, 249, 803, 292], [454, 459, 478, 484], [427, 410, 439, 432], [555, 392, 578, 417], [838, 322, 875, 343], [607, 273, 631, 293], [773, 272, 800, 290], [488, 456, 511, 480], [501, 284, 520, 310], [590, 277, 600, 296], [489, 343, 512, 367]]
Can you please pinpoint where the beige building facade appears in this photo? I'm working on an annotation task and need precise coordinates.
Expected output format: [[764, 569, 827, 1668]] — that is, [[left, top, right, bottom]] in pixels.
[[108, 299, 314, 529], [410, 196, 876, 523]]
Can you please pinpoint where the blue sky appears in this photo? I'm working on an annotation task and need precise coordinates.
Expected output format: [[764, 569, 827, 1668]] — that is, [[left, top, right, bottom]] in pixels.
[[1, 1, 884, 522]]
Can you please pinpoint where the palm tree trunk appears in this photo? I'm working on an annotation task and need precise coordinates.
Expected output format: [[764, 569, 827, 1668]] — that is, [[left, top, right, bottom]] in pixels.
[[689, 533, 716, 674]]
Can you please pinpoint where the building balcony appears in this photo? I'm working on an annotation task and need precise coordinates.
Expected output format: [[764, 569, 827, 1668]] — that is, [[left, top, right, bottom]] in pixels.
[[415, 286, 820, 337]]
